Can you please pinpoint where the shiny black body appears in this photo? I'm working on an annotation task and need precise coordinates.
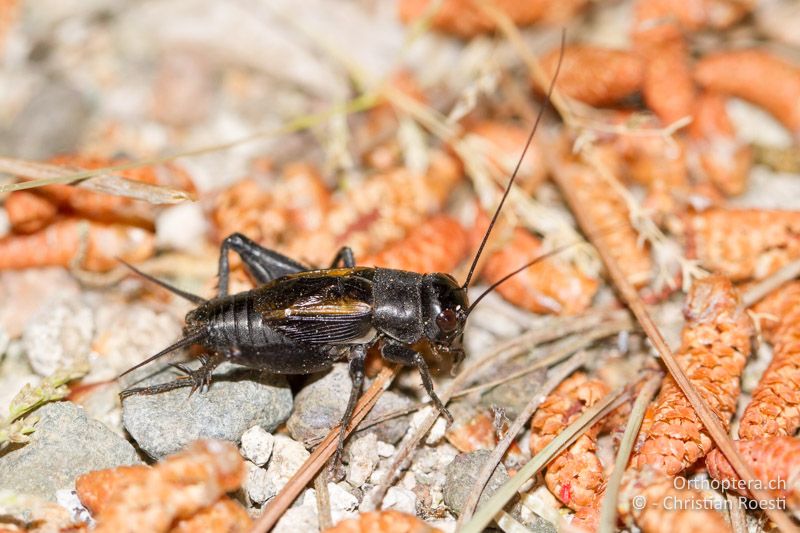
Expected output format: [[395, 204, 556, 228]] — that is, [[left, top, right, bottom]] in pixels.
[[120, 232, 467, 460]]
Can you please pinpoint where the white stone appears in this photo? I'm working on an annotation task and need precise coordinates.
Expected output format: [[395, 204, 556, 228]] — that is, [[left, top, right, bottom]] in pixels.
[[23, 298, 93, 376], [240, 425, 274, 466], [244, 461, 270, 505], [376, 441, 395, 458], [424, 416, 447, 445], [274, 489, 318, 533], [155, 202, 209, 254], [382, 486, 417, 515], [346, 433, 378, 487], [328, 482, 358, 524], [264, 435, 310, 500]]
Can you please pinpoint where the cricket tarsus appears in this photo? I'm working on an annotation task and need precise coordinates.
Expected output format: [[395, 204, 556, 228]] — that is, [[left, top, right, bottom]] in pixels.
[[119, 34, 567, 469]]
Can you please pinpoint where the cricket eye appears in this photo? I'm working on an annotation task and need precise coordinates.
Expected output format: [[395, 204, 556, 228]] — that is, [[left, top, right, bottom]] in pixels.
[[436, 309, 458, 333]]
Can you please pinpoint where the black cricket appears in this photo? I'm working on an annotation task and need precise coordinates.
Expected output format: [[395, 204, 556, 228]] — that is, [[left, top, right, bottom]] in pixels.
[[119, 39, 566, 463]]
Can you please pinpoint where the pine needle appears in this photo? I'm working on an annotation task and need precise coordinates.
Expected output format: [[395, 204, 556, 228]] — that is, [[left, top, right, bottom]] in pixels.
[[598, 371, 662, 533], [461, 385, 629, 533], [456, 349, 592, 527], [551, 158, 800, 533], [0, 93, 379, 195], [742, 258, 800, 308], [250, 365, 398, 533]]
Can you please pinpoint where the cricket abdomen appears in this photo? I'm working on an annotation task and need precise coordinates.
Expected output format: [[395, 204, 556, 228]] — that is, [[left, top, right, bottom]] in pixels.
[[197, 291, 345, 374]]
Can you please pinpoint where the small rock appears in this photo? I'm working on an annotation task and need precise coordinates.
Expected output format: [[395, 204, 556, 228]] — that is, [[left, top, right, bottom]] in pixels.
[[240, 426, 274, 467], [328, 482, 359, 524], [156, 203, 210, 254], [424, 416, 447, 445], [92, 302, 182, 380], [0, 326, 9, 358], [0, 341, 38, 414], [382, 486, 417, 515], [346, 433, 379, 487], [70, 382, 124, 437], [274, 488, 318, 533], [479, 368, 546, 419], [55, 489, 92, 525], [0, 402, 141, 501], [376, 441, 395, 458], [443, 450, 508, 516], [0, 269, 81, 338], [121, 362, 292, 459], [287, 363, 412, 445], [263, 435, 310, 501], [1, 78, 90, 159], [22, 298, 94, 376], [244, 461, 270, 505]]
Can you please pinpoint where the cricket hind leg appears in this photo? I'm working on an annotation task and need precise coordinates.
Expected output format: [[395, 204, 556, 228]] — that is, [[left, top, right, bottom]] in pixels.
[[119, 352, 225, 399], [329, 247, 356, 268], [217, 233, 308, 297], [332, 345, 367, 471], [381, 343, 453, 423]]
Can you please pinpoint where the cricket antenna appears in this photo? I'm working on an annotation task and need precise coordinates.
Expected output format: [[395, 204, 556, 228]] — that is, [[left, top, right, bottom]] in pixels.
[[117, 329, 208, 378], [119, 259, 207, 305], [468, 240, 576, 313], [462, 30, 566, 289]]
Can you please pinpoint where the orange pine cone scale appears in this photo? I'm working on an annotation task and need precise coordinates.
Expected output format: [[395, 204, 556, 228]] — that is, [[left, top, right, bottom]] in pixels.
[[530, 372, 609, 510], [481, 228, 599, 315], [632, 275, 753, 476]]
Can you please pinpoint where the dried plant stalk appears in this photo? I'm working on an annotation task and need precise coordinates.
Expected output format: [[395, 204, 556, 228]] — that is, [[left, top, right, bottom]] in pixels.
[[554, 158, 652, 288], [397, 0, 586, 38], [529, 372, 609, 510], [360, 215, 469, 273], [0, 357, 90, 450], [689, 92, 752, 196], [537, 44, 644, 107], [481, 228, 599, 315], [0, 219, 155, 272], [619, 468, 731, 533], [81, 440, 247, 533], [740, 281, 800, 439], [705, 436, 800, 512], [632, 275, 753, 475], [695, 49, 800, 137], [684, 208, 800, 281]]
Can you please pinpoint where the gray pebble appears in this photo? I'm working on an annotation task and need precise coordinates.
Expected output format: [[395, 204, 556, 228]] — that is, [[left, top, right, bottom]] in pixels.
[[443, 450, 508, 516], [121, 362, 292, 459], [0, 78, 90, 159], [287, 363, 412, 446], [479, 367, 546, 420], [0, 402, 140, 501]]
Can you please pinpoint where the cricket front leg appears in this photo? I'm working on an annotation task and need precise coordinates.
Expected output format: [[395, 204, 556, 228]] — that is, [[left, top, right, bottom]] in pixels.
[[381, 342, 453, 423], [120, 351, 225, 399]]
